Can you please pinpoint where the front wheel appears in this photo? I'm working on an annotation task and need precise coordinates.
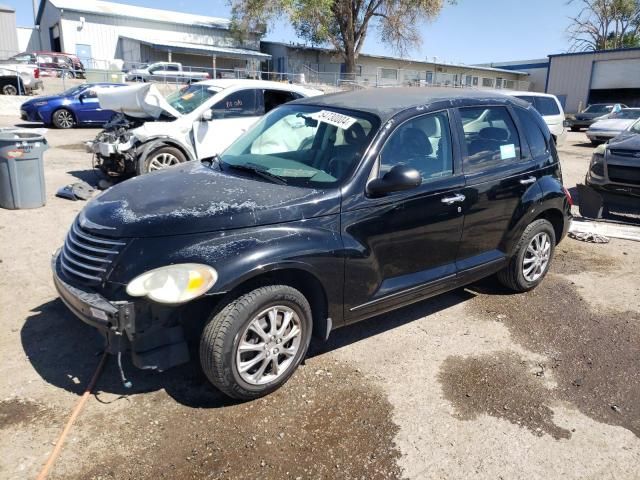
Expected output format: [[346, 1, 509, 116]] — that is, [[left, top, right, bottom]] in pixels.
[[200, 285, 313, 400], [52, 108, 75, 129], [138, 146, 187, 174], [497, 219, 556, 292], [2, 84, 18, 95]]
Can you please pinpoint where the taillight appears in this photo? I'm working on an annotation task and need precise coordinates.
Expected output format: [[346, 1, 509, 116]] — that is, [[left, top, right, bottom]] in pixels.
[[563, 186, 573, 206], [34, 68, 39, 78]]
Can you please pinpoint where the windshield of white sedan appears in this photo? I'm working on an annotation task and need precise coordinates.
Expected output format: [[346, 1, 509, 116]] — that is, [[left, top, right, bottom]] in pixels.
[[220, 105, 379, 187], [165, 84, 219, 114]]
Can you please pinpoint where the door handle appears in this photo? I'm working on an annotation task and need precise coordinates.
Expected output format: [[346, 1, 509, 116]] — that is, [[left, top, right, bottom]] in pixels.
[[441, 193, 466, 205], [520, 176, 536, 185]]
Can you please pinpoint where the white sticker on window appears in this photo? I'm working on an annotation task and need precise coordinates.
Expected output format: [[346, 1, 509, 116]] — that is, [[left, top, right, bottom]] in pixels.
[[500, 144, 516, 159], [310, 110, 357, 130]]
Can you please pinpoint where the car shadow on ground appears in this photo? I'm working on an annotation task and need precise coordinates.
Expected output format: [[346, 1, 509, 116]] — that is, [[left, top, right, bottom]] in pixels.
[[22, 287, 481, 409], [66, 169, 105, 187]]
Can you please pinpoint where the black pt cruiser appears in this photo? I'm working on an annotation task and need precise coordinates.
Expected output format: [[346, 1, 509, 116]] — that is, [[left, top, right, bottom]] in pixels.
[[52, 88, 572, 400]]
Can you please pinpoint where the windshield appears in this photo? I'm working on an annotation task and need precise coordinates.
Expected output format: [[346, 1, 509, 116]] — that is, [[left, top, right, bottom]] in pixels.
[[584, 104, 613, 114], [165, 84, 218, 114], [610, 109, 640, 120], [220, 104, 380, 188]]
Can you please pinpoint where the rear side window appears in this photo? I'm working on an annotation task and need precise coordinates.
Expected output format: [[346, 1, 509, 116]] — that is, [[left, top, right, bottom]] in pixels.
[[533, 97, 560, 116], [515, 108, 548, 158], [261, 89, 301, 114], [212, 89, 259, 118], [460, 106, 521, 172]]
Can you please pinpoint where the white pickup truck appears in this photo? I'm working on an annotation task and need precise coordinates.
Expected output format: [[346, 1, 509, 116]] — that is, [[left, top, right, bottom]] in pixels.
[[0, 63, 43, 95], [125, 62, 211, 83]]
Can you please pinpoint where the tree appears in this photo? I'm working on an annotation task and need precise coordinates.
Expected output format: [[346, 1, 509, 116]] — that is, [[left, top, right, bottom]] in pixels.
[[567, 0, 640, 51], [230, 0, 453, 75]]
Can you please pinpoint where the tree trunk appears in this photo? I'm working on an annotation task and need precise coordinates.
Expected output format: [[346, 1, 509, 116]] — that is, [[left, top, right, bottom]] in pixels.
[[343, 47, 357, 78]]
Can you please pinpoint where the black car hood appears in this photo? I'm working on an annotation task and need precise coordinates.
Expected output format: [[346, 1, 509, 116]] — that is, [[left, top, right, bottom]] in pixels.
[[80, 162, 340, 238], [608, 132, 640, 148]]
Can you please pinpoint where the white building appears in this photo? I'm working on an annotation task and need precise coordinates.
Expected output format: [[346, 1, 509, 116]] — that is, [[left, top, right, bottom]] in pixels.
[[30, 0, 270, 71], [476, 59, 549, 93]]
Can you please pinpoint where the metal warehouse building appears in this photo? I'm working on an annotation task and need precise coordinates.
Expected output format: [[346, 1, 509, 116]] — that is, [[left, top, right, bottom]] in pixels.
[[29, 0, 269, 71], [545, 48, 640, 113], [261, 41, 531, 90]]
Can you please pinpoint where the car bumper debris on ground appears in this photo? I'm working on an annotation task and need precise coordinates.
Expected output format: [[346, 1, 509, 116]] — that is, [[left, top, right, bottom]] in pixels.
[[0, 121, 639, 479]]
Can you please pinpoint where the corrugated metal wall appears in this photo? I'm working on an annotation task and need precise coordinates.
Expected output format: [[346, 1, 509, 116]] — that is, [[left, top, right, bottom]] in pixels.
[[547, 49, 640, 113], [0, 7, 19, 59]]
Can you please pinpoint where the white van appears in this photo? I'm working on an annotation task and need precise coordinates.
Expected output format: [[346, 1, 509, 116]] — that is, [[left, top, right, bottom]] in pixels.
[[501, 91, 567, 145]]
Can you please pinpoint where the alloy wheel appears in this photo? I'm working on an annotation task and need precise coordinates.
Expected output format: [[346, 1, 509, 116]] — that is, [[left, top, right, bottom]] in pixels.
[[148, 152, 180, 171], [56, 110, 74, 128], [235, 306, 302, 386], [522, 232, 551, 282]]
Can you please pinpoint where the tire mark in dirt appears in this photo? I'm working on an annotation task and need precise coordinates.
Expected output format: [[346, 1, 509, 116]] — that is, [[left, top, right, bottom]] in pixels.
[[58, 359, 403, 480], [440, 268, 640, 439]]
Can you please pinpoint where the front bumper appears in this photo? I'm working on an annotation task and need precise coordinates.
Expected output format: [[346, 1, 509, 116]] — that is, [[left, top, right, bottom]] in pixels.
[[586, 131, 617, 142], [51, 251, 190, 371], [585, 174, 640, 210]]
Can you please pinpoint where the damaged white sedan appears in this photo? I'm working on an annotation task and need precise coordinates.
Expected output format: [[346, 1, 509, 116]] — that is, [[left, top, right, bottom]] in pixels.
[[88, 79, 322, 176]]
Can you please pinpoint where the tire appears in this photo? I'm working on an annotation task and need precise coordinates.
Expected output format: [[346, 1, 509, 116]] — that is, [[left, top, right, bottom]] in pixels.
[[2, 84, 18, 95], [138, 146, 187, 174], [200, 285, 313, 400], [51, 108, 75, 129], [590, 140, 602, 146], [497, 219, 556, 293]]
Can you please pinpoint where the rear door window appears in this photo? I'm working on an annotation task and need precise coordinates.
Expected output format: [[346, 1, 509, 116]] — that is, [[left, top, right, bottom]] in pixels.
[[212, 89, 259, 118], [533, 97, 560, 116], [460, 106, 522, 172], [514, 107, 548, 158], [261, 89, 301, 114]]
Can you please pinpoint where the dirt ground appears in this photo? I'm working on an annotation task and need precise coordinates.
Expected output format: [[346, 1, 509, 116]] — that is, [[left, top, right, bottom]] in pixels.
[[0, 118, 638, 480]]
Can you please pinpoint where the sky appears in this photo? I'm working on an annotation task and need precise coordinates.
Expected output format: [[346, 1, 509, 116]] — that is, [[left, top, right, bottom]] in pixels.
[[11, 0, 580, 64]]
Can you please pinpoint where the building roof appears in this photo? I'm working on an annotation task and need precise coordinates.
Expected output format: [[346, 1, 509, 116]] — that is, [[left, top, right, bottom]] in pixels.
[[121, 36, 270, 60], [291, 87, 522, 123], [548, 47, 640, 58], [37, 0, 231, 29], [261, 41, 529, 76], [0, 3, 15, 12]]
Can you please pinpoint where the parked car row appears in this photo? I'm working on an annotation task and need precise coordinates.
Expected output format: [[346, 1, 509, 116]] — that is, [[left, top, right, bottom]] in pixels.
[[49, 85, 572, 399], [0, 63, 43, 95]]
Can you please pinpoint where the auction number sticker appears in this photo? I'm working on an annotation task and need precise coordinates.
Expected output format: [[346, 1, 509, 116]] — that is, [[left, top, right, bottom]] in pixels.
[[310, 110, 358, 130], [500, 144, 516, 160]]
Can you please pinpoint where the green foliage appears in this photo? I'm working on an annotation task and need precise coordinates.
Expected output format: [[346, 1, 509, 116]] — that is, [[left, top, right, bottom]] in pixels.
[[230, 0, 452, 73]]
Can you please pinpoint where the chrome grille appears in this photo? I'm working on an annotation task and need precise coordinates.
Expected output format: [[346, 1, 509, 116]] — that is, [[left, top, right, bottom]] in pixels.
[[60, 221, 126, 285]]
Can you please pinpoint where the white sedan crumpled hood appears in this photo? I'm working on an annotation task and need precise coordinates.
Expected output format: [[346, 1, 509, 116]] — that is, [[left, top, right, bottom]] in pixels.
[[589, 118, 636, 131], [98, 83, 182, 120]]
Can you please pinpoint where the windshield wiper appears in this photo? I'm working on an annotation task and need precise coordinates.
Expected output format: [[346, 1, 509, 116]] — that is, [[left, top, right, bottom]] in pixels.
[[201, 153, 222, 170], [223, 162, 288, 185]]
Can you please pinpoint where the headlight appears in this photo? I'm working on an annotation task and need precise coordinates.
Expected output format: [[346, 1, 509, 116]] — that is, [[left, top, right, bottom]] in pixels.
[[34, 101, 48, 106], [590, 152, 605, 177], [126, 263, 217, 304]]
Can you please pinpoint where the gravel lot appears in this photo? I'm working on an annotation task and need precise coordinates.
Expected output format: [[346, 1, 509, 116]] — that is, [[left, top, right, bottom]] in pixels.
[[0, 118, 638, 480]]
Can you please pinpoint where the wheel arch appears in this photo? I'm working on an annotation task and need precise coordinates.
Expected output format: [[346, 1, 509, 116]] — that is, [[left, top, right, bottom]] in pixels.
[[533, 207, 566, 245], [138, 138, 195, 164], [218, 266, 331, 341]]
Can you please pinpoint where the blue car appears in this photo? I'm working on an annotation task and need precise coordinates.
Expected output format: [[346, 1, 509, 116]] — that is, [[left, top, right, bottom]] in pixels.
[[20, 83, 126, 129]]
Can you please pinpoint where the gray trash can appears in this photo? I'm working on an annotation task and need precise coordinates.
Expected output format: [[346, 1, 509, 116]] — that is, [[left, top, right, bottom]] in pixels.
[[0, 130, 48, 209]]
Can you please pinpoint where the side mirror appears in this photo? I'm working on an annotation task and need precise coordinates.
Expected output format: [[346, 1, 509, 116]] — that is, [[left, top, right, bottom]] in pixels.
[[201, 110, 213, 121], [367, 164, 422, 197]]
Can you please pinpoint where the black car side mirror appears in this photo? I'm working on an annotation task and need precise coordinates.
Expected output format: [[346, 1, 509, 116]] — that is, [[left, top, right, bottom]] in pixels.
[[367, 164, 422, 197]]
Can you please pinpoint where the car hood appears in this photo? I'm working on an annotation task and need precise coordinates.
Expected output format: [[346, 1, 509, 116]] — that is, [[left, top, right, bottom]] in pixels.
[[98, 83, 181, 120], [608, 132, 640, 149], [22, 95, 61, 106], [575, 112, 603, 120], [589, 118, 636, 131], [78, 161, 340, 238]]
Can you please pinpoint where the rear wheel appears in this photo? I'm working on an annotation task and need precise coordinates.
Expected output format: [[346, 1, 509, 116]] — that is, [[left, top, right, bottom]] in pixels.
[[497, 219, 556, 292], [200, 285, 313, 400], [52, 108, 75, 129], [138, 146, 187, 174], [2, 84, 18, 95]]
